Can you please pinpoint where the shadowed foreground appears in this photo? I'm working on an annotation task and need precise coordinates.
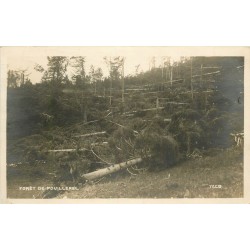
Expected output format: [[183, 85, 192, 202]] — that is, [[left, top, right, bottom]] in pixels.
[[54, 149, 243, 199], [7, 148, 243, 199]]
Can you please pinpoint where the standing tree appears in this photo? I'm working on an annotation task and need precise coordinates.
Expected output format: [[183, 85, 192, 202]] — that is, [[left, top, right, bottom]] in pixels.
[[149, 57, 156, 71], [67, 58, 90, 123], [104, 56, 124, 105], [41, 56, 69, 84], [33, 57, 70, 125], [7, 70, 20, 88], [163, 57, 171, 82], [89, 65, 95, 84], [70, 56, 86, 86], [94, 67, 103, 94], [24, 78, 32, 86], [7, 69, 31, 87], [88, 65, 103, 94], [135, 64, 141, 76]]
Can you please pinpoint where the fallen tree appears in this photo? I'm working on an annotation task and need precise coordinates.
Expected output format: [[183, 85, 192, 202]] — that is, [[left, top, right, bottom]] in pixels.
[[81, 134, 180, 181], [123, 107, 165, 116], [47, 142, 108, 153], [72, 131, 106, 138], [82, 157, 144, 180], [105, 119, 139, 134], [48, 148, 87, 152]]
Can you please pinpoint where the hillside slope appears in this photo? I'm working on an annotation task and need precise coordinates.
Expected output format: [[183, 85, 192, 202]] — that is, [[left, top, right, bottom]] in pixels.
[[55, 148, 243, 199]]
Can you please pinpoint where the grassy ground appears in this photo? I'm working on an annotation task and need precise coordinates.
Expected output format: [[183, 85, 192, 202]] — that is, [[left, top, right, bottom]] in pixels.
[[7, 147, 243, 199], [57, 148, 243, 199]]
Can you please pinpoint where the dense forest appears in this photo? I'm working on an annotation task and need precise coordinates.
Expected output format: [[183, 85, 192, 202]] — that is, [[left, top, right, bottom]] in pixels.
[[7, 56, 244, 198]]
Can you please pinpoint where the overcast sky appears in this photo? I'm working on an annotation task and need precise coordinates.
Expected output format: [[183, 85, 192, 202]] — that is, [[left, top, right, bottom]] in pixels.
[[7, 55, 180, 83], [5, 47, 245, 83], [5, 47, 188, 83]]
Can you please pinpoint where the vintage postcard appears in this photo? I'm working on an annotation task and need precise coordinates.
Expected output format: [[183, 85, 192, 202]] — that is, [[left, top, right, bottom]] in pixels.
[[0, 47, 249, 203]]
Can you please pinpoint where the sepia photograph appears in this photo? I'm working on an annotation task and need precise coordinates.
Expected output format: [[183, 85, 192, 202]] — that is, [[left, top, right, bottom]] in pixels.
[[1, 2, 250, 250], [0, 47, 248, 203]]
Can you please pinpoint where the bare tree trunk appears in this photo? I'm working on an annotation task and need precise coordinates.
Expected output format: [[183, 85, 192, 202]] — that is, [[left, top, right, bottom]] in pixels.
[[21, 73, 24, 85], [200, 64, 203, 86], [156, 98, 159, 113], [109, 57, 112, 106], [170, 66, 173, 86], [48, 148, 87, 152], [83, 104, 87, 123], [47, 143, 108, 152], [190, 57, 194, 101], [82, 157, 143, 180], [122, 57, 125, 103], [187, 134, 191, 155], [73, 131, 106, 138]]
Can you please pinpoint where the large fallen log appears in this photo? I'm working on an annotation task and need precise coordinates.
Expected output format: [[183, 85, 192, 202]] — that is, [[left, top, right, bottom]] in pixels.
[[123, 107, 165, 116], [192, 70, 220, 78], [165, 102, 189, 105], [82, 157, 144, 180], [125, 88, 144, 91], [105, 119, 139, 134], [142, 118, 172, 122], [73, 131, 106, 138], [48, 148, 88, 152], [179, 90, 217, 95], [90, 142, 108, 146], [47, 142, 108, 153]]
